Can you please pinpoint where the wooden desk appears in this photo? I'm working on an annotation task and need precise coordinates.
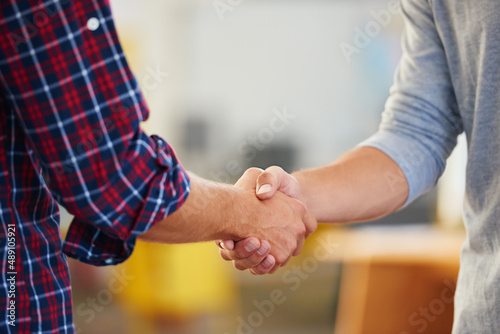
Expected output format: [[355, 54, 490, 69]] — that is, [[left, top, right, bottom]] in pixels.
[[318, 226, 465, 334]]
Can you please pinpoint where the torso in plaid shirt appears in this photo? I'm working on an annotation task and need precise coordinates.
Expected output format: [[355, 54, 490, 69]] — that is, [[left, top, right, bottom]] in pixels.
[[0, 1, 190, 332]]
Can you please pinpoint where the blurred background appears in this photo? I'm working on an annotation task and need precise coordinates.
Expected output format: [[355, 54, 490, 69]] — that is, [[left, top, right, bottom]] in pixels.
[[61, 0, 467, 333]]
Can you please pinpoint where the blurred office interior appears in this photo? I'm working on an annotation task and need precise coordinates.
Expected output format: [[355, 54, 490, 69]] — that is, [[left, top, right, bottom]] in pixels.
[[61, 0, 467, 333]]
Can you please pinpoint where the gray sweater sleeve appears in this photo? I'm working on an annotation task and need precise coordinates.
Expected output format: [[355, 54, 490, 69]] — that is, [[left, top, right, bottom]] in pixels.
[[359, 0, 463, 205]]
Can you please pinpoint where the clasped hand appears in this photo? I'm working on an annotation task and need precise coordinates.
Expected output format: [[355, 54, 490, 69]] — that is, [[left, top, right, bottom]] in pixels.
[[218, 167, 316, 275]]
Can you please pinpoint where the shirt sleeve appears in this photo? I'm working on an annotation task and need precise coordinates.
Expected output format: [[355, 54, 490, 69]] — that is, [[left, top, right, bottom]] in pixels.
[[359, 0, 463, 206], [0, 1, 190, 265]]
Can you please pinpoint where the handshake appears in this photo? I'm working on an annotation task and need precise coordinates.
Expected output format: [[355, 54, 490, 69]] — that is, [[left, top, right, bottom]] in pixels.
[[142, 147, 407, 275], [215, 167, 317, 275]]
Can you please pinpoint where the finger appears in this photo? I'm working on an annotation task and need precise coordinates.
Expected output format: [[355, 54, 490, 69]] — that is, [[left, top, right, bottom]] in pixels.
[[219, 237, 261, 261], [219, 248, 232, 261], [293, 236, 305, 257], [257, 166, 300, 200], [303, 210, 318, 238], [222, 240, 234, 250], [281, 255, 292, 268], [273, 253, 292, 273], [234, 261, 248, 271], [255, 167, 280, 200], [249, 255, 276, 275], [267, 248, 293, 274], [215, 240, 234, 253], [230, 240, 271, 271], [235, 167, 264, 189], [235, 237, 262, 258], [233, 253, 270, 272]]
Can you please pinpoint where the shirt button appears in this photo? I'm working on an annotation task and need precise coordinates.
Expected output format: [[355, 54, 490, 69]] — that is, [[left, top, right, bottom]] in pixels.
[[87, 17, 100, 31]]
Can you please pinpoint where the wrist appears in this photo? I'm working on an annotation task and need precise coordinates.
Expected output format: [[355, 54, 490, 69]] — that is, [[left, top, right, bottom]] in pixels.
[[219, 186, 255, 241], [190, 174, 240, 241], [292, 169, 325, 221]]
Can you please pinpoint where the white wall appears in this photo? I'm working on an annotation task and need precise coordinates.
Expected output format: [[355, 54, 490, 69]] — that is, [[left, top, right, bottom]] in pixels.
[[110, 0, 404, 176]]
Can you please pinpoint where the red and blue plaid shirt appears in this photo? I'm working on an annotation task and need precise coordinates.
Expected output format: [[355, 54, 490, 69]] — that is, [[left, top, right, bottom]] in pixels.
[[0, 1, 190, 332]]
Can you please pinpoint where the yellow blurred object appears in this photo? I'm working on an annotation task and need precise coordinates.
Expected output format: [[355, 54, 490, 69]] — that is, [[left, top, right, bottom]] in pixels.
[[113, 16, 239, 324], [118, 241, 238, 318]]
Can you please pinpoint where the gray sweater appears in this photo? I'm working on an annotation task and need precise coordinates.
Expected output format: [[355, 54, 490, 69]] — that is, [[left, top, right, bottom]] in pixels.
[[362, 0, 500, 332]]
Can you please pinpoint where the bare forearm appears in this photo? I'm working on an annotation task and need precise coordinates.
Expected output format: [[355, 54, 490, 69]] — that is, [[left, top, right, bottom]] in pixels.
[[293, 146, 408, 223], [139, 173, 240, 244], [139, 169, 316, 271]]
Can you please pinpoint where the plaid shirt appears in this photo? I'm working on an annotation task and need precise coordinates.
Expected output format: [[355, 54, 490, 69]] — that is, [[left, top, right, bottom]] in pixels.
[[0, 0, 190, 332]]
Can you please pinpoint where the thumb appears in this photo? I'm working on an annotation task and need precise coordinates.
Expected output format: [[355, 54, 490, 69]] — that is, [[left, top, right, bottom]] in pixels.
[[235, 167, 264, 189], [256, 166, 299, 200], [221, 240, 234, 250]]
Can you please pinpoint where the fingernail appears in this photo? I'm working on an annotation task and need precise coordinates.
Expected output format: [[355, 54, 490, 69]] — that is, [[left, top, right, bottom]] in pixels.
[[256, 244, 269, 256], [262, 257, 273, 268], [245, 240, 258, 252], [257, 184, 272, 195]]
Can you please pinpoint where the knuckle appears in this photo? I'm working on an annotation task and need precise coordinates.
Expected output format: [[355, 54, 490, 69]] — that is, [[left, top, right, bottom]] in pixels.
[[294, 223, 306, 237], [297, 201, 307, 215], [246, 167, 262, 173], [233, 261, 247, 271], [219, 250, 231, 261], [309, 221, 318, 234], [248, 255, 264, 267], [267, 165, 284, 174], [241, 167, 263, 182], [234, 249, 245, 259], [274, 253, 287, 265], [282, 256, 291, 267], [305, 229, 315, 239], [236, 247, 251, 259], [258, 171, 275, 186], [246, 167, 263, 178], [291, 200, 306, 215], [258, 170, 271, 179], [289, 241, 299, 256], [292, 251, 299, 258]]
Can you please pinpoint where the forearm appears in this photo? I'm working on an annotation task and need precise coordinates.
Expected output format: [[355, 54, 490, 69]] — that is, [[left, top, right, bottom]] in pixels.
[[293, 146, 408, 223], [140, 168, 315, 273], [139, 173, 241, 244]]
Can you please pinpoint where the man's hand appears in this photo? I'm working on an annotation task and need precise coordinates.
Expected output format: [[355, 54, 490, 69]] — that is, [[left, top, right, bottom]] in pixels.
[[217, 147, 410, 274], [139, 168, 316, 265], [225, 168, 316, 274], [255, 166, 303, 202], [217, 238, 276, 275], [218, 167, 308, 274]]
